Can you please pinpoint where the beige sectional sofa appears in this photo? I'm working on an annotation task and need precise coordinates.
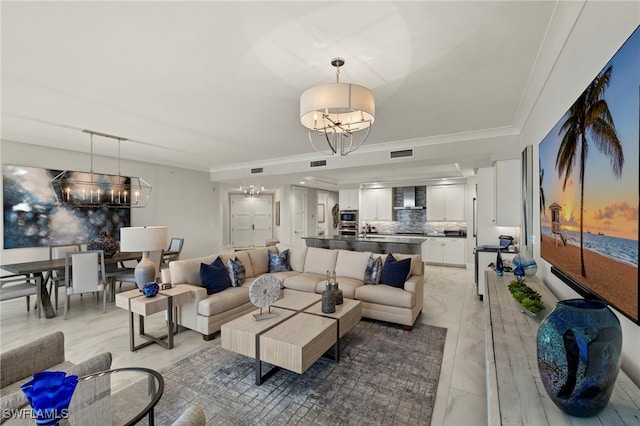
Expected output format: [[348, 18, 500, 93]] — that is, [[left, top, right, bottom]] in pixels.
[[161, 244, 424, 340]]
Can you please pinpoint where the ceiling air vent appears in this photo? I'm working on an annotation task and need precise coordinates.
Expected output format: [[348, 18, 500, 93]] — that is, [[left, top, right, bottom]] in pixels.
[[250, 167, 263, 174], [310, 160, 327, 168], [389, 149, 414, 159]]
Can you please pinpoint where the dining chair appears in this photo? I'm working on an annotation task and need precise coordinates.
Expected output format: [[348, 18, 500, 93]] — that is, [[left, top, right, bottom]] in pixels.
[[63, 250, 107, 319], [0, 275, 40, 313], [163, 238, 184, 266], [49, 244, 82, 309]]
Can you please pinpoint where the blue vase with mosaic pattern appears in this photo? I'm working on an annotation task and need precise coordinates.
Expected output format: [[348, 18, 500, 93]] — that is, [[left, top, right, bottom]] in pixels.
[[536, 299, 622, 417]]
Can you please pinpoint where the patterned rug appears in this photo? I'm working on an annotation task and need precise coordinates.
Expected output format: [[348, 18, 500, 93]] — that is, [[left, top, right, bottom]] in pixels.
[[152, 319, 447, 425]]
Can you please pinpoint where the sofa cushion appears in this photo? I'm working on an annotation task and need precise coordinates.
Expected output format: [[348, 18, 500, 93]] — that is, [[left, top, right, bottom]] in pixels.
[[364, 255, 383, 285], [315, 277, 364, 299], [277, 243, 307, 272], [355, 284, 415, 309], [200, 258, 232, 295], [197, 287, 250, 316], [334, 250, 371, 281], [227, 257, 245, 287], [248, 247, 274, 276], [268, 250, 290, 272], [392, 253, 423, 277], [282, 273, 324, 293], [266, 270, 299, 284], [380, 254, 411, 288], [170, 255, 218, 285], [227, 251, 254, 278], [303, 247, 338, 276]]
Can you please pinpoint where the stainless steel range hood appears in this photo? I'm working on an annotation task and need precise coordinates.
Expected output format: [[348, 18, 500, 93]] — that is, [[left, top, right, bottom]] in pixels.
[[393, 187, 426, 210]]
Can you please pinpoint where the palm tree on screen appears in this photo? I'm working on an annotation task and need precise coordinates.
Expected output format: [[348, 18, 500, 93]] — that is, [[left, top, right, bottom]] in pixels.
[[555, 65, 623, 277]]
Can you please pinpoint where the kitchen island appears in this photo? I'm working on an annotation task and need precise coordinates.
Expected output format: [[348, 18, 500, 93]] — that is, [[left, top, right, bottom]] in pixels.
[[302, 235, 428, 254]]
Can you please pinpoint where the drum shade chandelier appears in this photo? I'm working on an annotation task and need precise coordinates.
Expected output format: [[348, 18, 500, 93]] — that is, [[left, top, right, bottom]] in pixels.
[[50, 130, 152, 208], [300, 58, 375, 156]]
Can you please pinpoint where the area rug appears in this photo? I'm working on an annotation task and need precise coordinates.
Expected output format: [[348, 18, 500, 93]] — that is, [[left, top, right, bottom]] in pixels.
[[153, 319, 447, 425]]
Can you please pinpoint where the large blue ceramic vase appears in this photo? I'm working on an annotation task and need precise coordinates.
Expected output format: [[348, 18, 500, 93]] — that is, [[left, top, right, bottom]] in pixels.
[[536, 299, 622, 417]]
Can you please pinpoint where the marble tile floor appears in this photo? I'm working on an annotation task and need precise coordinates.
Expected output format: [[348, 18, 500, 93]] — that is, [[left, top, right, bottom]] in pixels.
[[0, 266, 486, 425]]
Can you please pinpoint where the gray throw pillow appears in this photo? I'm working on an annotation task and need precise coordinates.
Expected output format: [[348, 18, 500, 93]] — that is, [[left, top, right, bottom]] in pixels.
[[364, 255, 382, 285], [227, 257, 246, 287]]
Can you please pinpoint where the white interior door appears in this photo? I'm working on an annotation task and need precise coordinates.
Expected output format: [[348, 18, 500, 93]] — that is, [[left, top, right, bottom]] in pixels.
[[230, 195, 272, 247], [251, 197, 272, 246], [231, 196, 252, 247], [292, 187, 307, 247]]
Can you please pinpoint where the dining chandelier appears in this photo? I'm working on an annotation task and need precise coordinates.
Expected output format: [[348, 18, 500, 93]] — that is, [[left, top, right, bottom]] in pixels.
[[300, 58, 375, 156], [240, 185, 264, 198], [50, 130, 152, 208]]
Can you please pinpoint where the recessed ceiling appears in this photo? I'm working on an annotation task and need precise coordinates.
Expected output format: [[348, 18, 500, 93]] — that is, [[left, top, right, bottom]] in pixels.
[[1, 1, 581, 188]]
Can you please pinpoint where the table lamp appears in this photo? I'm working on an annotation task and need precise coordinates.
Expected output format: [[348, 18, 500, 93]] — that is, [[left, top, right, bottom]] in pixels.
[[119, 226, 167, 290]]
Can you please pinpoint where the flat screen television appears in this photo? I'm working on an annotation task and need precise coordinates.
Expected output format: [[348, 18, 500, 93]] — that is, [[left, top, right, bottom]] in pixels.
[[539, 26, 639, 324]]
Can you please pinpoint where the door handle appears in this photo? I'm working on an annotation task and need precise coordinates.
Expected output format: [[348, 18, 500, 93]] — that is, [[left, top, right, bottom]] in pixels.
[[252, 224, 255, 230]]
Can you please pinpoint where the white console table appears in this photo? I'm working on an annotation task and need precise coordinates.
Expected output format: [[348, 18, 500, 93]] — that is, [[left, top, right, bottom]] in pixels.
[[484, 272, 640, 425]]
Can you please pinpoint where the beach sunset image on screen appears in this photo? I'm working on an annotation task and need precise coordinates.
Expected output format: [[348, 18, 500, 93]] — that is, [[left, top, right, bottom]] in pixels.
[[539, 26, 639, 323]]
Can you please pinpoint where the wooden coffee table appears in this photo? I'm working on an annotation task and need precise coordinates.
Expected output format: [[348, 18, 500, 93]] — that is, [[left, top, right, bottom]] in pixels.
[[221, 290, 362, 385]]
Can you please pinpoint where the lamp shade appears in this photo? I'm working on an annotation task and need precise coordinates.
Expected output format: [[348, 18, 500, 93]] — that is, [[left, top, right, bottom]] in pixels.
[[119, 226, 167, 252], [300, 83, 375, 133]]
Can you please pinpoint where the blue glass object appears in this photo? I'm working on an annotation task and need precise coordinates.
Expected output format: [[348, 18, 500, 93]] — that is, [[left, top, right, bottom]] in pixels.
[[21, 371, 78, 425], [143, 282, 159, 297], [518, 247, 538, 277], [512, 255, 525, 282], [495, 249, 504, 276], [537, 299, 622, 417]]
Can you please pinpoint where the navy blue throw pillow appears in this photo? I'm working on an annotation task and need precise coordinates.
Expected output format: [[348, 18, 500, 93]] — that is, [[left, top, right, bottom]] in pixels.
[[200, 257, 231, 295], [380, 254, 411, 289], [268, 249, 290, 273]]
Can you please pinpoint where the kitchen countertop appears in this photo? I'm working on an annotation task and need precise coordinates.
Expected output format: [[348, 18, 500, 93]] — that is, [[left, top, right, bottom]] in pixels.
[[303, 235, 428, 244]]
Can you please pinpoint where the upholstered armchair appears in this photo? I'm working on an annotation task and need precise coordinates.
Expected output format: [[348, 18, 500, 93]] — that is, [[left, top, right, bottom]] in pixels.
[[0, 331, 112, 423]]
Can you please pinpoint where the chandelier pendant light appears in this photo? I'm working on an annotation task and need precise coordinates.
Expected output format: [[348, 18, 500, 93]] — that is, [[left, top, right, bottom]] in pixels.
[[240, 185, 264, 198], [50, 130, 152, 208], [300, 58, 375, 156]]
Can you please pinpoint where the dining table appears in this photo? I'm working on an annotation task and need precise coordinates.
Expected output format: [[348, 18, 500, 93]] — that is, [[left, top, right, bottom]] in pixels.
[[1, 251, 141, 318]]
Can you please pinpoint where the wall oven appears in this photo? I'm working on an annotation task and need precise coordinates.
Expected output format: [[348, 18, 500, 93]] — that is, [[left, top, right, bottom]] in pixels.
[[339, 210, 359, 236], [339, 210, 358, 223]]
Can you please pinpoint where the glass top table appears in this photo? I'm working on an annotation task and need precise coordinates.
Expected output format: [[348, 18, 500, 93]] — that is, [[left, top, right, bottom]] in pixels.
[[70, 367, 164, 426]]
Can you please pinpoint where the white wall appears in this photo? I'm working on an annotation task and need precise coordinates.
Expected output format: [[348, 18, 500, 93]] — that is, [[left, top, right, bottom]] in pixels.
[[0, 140, 219, 263], [516, 2, 640, 384]]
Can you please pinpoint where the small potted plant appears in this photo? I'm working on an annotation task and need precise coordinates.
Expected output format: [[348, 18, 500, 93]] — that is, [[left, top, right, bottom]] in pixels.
[[508, 280, 545, 316]]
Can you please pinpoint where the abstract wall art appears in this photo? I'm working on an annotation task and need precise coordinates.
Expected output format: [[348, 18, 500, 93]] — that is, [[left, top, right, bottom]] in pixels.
[[3, 164, 130, 249]]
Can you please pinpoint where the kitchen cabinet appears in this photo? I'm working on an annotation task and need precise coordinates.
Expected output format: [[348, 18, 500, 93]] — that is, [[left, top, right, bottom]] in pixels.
[[360, 188, 392, 220], [339, 189, 360, 210], [426, 185, 465, 221], [422, 237, 466, 266], [495, 159, 521, 226]]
